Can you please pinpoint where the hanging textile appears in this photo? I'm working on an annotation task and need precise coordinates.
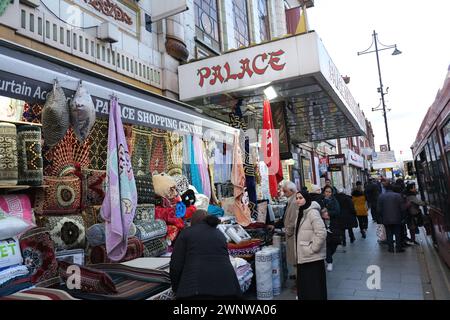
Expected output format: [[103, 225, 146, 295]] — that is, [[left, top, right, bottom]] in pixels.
[[229, 100, 258, 220], [101, 96, 137, 262], [167, 132, 183, 176], [149, 129, 169, 175], [231, 134, 251, 227], [262, 100, 283, 198], [182, 134, 192, 182], [193, 135, 211, 199], [205, 140, 219, 205], [188, 135, 203, 194]]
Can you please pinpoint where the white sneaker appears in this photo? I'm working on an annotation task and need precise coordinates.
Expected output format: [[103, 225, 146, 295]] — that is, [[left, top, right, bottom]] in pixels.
[[327, 263, 333, 272]]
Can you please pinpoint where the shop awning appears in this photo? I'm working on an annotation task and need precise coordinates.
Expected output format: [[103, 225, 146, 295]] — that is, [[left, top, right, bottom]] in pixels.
[[0, 41, 236, 143], [178, 31, 366, 144]]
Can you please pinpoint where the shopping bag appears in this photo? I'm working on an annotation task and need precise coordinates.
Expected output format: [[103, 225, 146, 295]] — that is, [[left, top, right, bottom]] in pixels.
[[376, 224, 386, 241]]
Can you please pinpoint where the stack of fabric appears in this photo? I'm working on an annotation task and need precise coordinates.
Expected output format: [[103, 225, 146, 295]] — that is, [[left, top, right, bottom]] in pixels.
[[227, 239, 261, 259], [229, 256, 253, 293]]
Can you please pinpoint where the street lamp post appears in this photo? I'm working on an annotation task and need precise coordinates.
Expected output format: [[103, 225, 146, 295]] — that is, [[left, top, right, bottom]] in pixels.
[[358, 30, 401, 151]]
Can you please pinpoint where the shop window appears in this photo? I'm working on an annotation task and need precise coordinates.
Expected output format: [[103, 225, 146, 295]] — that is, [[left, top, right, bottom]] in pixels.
[[60, 27, 64, 45], [85, 39, 89, 54], [112, 51, 115, 65], [53, 24, 58, 42], [232, 0, 250, 48], [38, 17, 43, 36], [21, 10, 26, 29], [29, 13, 34, 32], [73, 33, 77, 50], [257, 0, 270, 42], [135, 62, 138, 75], [46, 21, 50, 39], [79, 36, 83, 52], [143, 65, 146, 79], [126, 57, 130, 72], [139, 63, 142, 77], [102, 46, 106, 61], [130, 60, 134, 73], [194, 0, 220, 52], [91, 42, 95, 57], [66, 30, 70, 47], [122, 56, 125, 70]]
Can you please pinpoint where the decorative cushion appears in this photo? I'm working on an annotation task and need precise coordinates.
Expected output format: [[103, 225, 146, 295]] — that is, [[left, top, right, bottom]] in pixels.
[[69, 82, 96, 143], [0, 209, 31, 239], [134, 220, 167, 242], [34, 176, 81, 215], [0, 194, 34, 226], [135, 175, 155, 204], [39, 215, 86, 251], [152, 173, 177, 199], [142, 238, 168, 257], [89, 237, 144, 264], [88, 119, 108, 171], [173, 175, 190, 195], [81, 205, 104, 229], [133, 204, 155, 223], [19, 227, 59, 284], [0, 238, 23, 270], [81, 169, 106, 207], [0, 122, 18, 185], [42, 80, 69, 147], [86, 223, 136, 247], [58, 260, 117, 294], [17, 125, 43, 186]]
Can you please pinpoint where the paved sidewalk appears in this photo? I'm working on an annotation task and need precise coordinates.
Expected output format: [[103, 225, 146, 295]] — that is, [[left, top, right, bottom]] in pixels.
[[276, 220, 426, 300]]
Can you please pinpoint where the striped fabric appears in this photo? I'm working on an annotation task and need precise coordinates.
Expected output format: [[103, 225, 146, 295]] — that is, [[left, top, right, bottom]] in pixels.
[[0, 288, 79, 300]]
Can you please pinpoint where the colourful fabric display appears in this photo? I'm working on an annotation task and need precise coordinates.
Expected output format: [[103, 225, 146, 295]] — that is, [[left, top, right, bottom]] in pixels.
[[207, 205, 224, 217], [193, 135, 211, 199], [258, 161, 271, 200], [0, 238, 23, 270], [89, 119, 108, 170], [182, 134, 192, 183], [231, 134, 252, 227], [180, 190, 196, 208], [187, 135, 203, 194], [0, 265, 29, 287], [165, 225, 180, 243], [184, 206, 197, 220], [39, 215, 86, 251], [0, 195, 34, 226], [142, 238, 168, 257], [34, 176, 81, 215], [0, 274, 32, 297], [149, 129, 169, 175], [167, 131, 183, 176], [227, 239, 261, 258], [131, 126, 152, 176], [133, 204, 156, 223], [0, 122, 18, 185], [154, 207, 184, 230], [16, 125, 43, 186], [173, 175, 189, 196], [41, 80, 69, 147], [255, 249, 273, 300], [89, 237, 144, 264], [81, 169, 106, 207], [43, 128, 91, 177], [175, 201, 186, 219], [0, 287, 79, 300], [19, 227, 59, 284], [21, 103, 43, 124], [69, 82, 96, 143], [101, 96, 137, 262]]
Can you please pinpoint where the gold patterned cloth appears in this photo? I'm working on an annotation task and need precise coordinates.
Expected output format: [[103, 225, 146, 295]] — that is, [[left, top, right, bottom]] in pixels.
[[0, 122, 18, 185]]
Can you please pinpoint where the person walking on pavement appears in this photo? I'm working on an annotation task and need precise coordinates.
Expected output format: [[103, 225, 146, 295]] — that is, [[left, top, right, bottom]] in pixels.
[[404, 183, 427, 245], [322, 186, 342, 271], [335, 188, 358, 245], [377, 183, 407, 253], [352, 181, 369, 239], [322, 178, 338, 195], [365, 178, 381, 222], [294, 191, 327, 300]]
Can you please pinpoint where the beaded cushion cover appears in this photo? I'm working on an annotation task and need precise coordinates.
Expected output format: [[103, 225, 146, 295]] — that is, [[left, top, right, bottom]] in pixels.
[[0, 122, 18, 185], [34, 176, 81, 215], [19, 227, 59, 284], [17, 125, 43, 186], [81, 169, 106, 207], [39, 215, 86, 251]]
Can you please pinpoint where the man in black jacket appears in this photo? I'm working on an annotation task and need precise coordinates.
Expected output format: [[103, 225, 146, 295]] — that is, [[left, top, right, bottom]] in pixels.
[[170, 210, 242, 299], [365, 178, 381, 222], [377, 184, 406, 253]]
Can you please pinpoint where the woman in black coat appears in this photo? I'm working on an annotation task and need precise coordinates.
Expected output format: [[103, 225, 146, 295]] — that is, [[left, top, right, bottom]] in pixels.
[[170, 210, 242, 300], [335, 189, 358, 246]]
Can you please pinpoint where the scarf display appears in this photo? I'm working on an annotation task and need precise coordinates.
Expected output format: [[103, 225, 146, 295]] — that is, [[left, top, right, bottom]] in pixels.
[[187, 135, 203, 194], [101, 96, 137, 262], [193, 135, 211, 199], [231, 134, 252, 227], [262, 100, 283, 198], [167, 132, 183, 176], [229, 101, 258, 219]]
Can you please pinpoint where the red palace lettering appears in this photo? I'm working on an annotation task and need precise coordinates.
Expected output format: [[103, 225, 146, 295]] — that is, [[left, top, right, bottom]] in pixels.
[[197, 50, 286, 87]]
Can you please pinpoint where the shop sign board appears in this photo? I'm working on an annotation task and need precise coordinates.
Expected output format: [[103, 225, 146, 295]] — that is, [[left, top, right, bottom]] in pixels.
[[327, 154, 345, 171], [346, 149, 364, 168], [380, 144, 389, 152], [372, 151, 396, 164]]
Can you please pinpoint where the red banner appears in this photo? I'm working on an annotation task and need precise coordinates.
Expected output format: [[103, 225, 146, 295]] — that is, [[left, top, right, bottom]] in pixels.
[[262, 100, 283, 197]]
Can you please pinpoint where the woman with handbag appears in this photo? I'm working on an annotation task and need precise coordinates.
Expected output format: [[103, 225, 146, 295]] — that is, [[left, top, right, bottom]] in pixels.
[[352, 181, 369, 239], [322, 186, 342, 271], [404, 183, 427, 245]]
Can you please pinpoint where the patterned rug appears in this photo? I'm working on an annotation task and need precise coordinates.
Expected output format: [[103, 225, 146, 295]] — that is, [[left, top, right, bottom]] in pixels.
[[131, 126, 152, 176], [16, 125, 43, 186], [88, 119, 109, 171], [0, 122, 18, 185], [149, 129, 169, 175]]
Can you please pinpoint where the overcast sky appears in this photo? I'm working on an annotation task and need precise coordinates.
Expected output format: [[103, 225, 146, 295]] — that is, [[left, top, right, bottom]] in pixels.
[[307, 0, 450, 161]]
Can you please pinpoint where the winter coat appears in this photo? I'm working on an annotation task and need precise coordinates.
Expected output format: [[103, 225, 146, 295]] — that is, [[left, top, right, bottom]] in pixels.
[[323, 196, 344, 236], [352, 190, 368, 216], [284, 194, 300, 266], [335, 193, 358, 229], [170, 221, 242, 299], [377, 190, 406, 225], [365, 182, 380, 204], [310, 193, 325, 209], [295, 201, 327, 264]]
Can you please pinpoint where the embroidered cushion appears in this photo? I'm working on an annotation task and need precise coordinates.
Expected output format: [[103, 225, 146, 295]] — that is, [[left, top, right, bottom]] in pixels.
[[81, 169, 106, 207], [39, 215, 86, 251], [0, 122, 18, 185], [142, 238, 168, 257], [34, 176, 81, 215], [133, 204, 156, 223], [135, 175, 155, 204], [69, 83, 96, 143], [42, 81, 69, 147], [134, 220, 167, 242], [0, 238, 23, 270], [19, 227, 59, 284], [0, 194, 34, 227], [58, 260, 117, 295], [16, 125, 43, 186]]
